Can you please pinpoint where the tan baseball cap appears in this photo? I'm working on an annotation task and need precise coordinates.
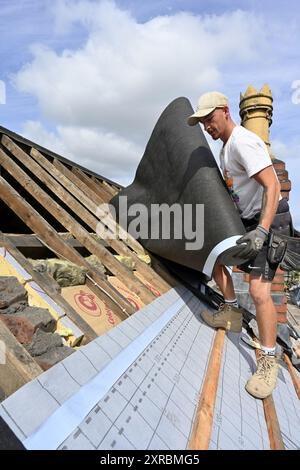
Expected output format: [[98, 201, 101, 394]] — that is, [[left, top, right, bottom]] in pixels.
[[188, 91, 229, 126]]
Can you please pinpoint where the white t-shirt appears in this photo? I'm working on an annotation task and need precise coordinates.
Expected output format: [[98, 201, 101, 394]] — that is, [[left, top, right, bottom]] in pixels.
[[219, 126, 279, 219]]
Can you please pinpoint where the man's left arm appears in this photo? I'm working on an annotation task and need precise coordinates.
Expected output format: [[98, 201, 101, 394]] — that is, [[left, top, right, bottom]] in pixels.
[[252, 165, 281, 231], [236, 165, 281, 258]]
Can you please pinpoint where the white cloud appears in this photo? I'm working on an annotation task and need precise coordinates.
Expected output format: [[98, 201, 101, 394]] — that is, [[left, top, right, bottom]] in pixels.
[[22, 120, 143, 185], [13, 1, 269, 184], [11, 0, 300, 228]]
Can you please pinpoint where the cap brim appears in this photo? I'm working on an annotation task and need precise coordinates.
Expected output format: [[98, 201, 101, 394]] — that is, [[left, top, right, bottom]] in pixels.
[[187, 107, 216, 126]]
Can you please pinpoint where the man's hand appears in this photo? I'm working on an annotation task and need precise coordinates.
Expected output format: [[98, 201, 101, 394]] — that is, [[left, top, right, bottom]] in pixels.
[[236, 225, 269, 259]]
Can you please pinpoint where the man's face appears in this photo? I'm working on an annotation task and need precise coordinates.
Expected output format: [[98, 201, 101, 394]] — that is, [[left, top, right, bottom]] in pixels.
[[199, 107, 228, 140]]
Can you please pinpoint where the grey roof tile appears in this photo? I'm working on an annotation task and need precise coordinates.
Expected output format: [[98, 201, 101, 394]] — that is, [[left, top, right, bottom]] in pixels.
[[107, 327, 131, 349], [136, 351, 155, 374], [62, 350, 98, 386], [217, 428, 242, 451], [59, 428, 95, 450], [127, 362, 146, 387], [121, 314, 145, 334], [114, 403, 154, 450], [118, 320, 141, 340], [79, 408, 113, 448], [153, 370, 174, 396], [180, 366, 203, 392], [176, 375, 199, 403], [164, 398, 193, 438], [2, 380, 59, 437], [97, 425, 136, 450], [37, 362, 80, 404], [169, 386, 196, 421], [80, 341, 111, 372], [0, 405, 26, 442], [100, 388, 127, 423], [148, 434, 170, 450], [140, 382, 168, 412], [115, 373, 137, 401], [156, 414, 187, 450], [241, 421, 265, 450], [95, 334, 122, 358], [130, 392, 162, 431]]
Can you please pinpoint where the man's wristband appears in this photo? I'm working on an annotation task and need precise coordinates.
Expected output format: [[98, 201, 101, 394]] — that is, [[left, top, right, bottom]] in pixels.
[[257, 225, 269, 236]]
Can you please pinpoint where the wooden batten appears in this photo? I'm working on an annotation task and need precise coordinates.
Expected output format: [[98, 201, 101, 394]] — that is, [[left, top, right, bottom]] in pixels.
[[0, 320, 43, 396], [0, 172, 134, 317], [254, 348, 285, 450], [283, 352, 300, 400], [72, 167, 112, 202], [94, 177, 119, 197], [262, 396, 285, 450], [55, 159, 104, 206], [0, 138, 155, 305], [0, 233, 98, 342], [189, 329, 225, 450], [52, 157, 146, 256]]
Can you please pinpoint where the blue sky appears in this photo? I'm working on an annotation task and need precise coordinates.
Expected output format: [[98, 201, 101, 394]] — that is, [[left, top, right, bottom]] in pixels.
[[1, 0, 300, 227]]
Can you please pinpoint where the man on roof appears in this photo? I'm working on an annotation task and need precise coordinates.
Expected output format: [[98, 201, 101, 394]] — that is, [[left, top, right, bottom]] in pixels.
[[188, 91, 291, 399]]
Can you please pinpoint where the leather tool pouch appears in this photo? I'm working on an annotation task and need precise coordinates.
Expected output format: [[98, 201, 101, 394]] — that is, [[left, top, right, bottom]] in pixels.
[[279, 231, 300, 271], [267, 232, 287, 264], [267, 212, 300, 271]]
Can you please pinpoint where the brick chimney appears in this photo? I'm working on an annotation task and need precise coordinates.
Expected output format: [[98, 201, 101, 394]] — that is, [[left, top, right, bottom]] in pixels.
[[235, 84, 291, 323]]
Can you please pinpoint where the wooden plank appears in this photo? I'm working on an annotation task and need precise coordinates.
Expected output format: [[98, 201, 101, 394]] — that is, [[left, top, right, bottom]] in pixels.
[[262, 396, 285, 450], [1, 138, 155, 305], [254, 348, 285, 450], [6, 234, 106, 250], [0, 319, 43, 396], [72, 167, 112, 202], [8, 233, 170, 295], [94, 177, 119, 197], [0, 172, 134, 318], [189, 329, 225, 450], [56, 161, 103, 206], [0, 232, 98, 342], [283, 352, 300, 400], [52, 157, 146, 256]]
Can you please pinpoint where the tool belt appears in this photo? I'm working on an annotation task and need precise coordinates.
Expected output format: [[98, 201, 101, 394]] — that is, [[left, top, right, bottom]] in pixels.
[[242, 200, 300, 271], [268, 229, 300, 271], [267, 209, 300, 271]]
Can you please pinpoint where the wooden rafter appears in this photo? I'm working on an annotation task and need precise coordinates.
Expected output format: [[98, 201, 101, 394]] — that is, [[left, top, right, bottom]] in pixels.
[[189, 329, 225, 450], [72, 167, 113, 202], [0, 172, 134, 317], [0, 233, 98, 342], [52, 157, 145, 256], [1, 138, 156, 305], [28, 147, 170, 295]]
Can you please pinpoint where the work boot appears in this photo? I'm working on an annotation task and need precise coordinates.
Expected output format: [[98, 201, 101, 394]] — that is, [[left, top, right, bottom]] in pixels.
[[200, 303, 243, 333], [245, 351, 279, 399]]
